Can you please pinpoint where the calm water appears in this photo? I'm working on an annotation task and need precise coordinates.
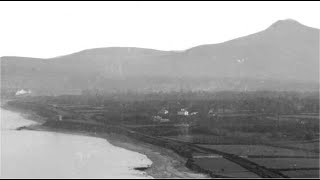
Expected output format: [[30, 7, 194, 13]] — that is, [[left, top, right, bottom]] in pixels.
[[0, 108, 153, 178]]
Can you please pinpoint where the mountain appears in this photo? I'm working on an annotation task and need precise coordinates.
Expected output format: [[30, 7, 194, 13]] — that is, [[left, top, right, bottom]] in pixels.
[[184, 19, 318, 82], [1, 19, 319, 95]]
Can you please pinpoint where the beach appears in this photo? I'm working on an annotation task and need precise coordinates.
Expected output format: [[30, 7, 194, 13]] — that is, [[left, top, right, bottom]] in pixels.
[[0, 102, 207, 179]]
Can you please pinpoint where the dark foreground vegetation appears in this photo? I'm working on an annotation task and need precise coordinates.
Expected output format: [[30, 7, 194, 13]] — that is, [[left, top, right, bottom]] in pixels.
[[8, 91, 319, 141], [4, 90, 319, 178]]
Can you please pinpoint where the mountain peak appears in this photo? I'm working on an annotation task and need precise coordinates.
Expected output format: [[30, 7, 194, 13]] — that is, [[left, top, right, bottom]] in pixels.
[[268, 19, 306, 29]]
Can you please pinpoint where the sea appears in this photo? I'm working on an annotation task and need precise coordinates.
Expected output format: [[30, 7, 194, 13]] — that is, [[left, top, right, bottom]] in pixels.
[[0, 108, 153, 178]]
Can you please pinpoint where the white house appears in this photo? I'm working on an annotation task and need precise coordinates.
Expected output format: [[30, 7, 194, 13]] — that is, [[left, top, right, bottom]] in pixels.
[[15, 89, 31, 96], [190, 112, 198, 115], [208, 109, 216, 117], [177, 108, 189, 116]]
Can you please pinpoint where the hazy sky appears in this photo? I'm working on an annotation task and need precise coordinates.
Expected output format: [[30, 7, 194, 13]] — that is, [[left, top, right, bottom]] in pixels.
[[0, 1, 319, 58]]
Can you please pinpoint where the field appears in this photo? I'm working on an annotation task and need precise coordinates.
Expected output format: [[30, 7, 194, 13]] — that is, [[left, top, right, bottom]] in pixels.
[[280, 170, 319, 178], [248, 158, 319, 178], [248, 158, 319, 169], [164, 134, 253, 144], [197, 144, 318, 157], [192, 158, 260, 178], [273, 141, 319, 153], [194, 144, 319, 178]]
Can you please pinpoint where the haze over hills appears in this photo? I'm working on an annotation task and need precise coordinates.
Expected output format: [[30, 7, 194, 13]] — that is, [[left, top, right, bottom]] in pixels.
[[1, 19, 319, 95]]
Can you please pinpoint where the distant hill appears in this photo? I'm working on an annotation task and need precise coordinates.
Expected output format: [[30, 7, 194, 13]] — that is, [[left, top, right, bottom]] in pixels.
[[1, 19, 319, 95]]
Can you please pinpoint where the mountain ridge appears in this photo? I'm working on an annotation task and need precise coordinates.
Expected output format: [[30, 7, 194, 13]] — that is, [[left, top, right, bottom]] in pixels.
[[2, 19, 318, 60], [1, 19, 319, 95]]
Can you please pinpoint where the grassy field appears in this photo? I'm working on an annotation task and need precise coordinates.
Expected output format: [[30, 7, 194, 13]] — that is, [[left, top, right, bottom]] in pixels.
[[280, 170, 319, 178], [248, 158, 319, 169], [192, 158, 260, 178], [273, 141, 319, 153], [164, 134, 252, 144], [197, 144, 318, 157]]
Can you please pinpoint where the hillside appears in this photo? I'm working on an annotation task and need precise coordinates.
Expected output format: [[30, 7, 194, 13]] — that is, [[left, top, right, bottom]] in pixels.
[[1, 19, 319, 95]]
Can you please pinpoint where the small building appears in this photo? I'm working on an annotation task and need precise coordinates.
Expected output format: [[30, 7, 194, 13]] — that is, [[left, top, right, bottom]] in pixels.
[[152, 116, 170, 123], [177, 108, 189, 116], [58, 115, 63, 121], [208, 109, 216, 117], [158, 108, 169, 115], [190, 112, 198, 115], [15, 89, 32, 96]]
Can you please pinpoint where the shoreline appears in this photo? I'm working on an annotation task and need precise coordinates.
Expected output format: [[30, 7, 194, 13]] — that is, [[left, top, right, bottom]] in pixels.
[[1, 103, 208, 179], [27, 125, 208, 179]]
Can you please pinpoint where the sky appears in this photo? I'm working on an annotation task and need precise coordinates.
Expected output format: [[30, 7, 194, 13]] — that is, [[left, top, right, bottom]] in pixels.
[[0, 1, 319, 58]]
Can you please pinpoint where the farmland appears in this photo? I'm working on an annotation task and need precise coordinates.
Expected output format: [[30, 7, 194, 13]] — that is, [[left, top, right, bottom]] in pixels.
[[197, 145, 318, 157], [4, 90, 319, 178], [192, 158, 260, 178]]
